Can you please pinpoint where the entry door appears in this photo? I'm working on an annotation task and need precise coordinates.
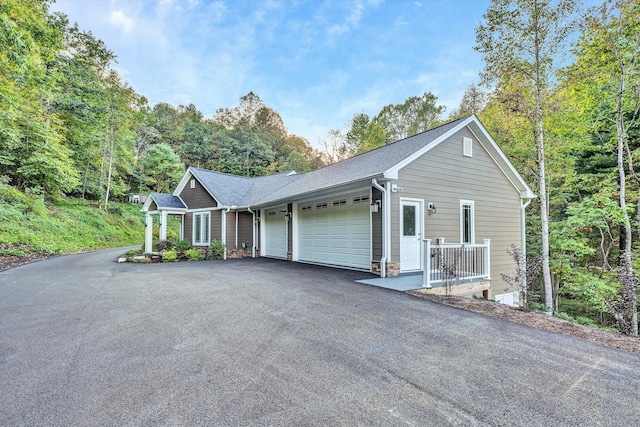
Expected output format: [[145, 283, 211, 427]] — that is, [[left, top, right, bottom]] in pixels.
[[400, 200, 422, 271]]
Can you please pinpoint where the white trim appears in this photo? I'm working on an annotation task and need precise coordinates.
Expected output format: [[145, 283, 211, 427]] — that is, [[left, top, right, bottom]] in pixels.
[[460, 200, 475, 245], [192, 211, 211, 246]]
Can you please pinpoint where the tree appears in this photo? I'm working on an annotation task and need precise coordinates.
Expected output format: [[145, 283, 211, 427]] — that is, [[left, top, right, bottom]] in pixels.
[[449, 84, 488, 119], [375, 92, 445, 143], [570, 0, 640, 335], [475, 0, 581, 314], [141, 143, 184, 193]]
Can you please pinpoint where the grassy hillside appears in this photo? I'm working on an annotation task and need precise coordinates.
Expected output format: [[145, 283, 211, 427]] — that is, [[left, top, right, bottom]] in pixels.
[[0, 184, 144, 257]]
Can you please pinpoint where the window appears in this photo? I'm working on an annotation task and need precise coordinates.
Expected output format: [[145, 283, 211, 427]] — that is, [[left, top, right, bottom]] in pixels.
[[190, 179, 196, 189], [460, 201, 475, 244], [193, 212, 210, 245], [463, 137, 473, 157], [315, 202, 328, 209], [403, 204, 416, 237], [353, 195, 369, 204], [301, 204, 312, 211], [332, 199, 347, 207]]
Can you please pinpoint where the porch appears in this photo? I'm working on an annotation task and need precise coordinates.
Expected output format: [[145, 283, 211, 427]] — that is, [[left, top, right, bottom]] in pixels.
[[357, 239, 491, 296]]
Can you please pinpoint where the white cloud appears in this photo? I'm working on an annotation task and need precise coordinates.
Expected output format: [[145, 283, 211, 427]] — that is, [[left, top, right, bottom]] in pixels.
[[109, 10, 134, 33], [328, 0, 365, 37]]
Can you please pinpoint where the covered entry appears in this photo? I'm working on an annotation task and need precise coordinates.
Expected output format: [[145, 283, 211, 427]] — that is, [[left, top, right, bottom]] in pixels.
[[298, 193, 371, 270]]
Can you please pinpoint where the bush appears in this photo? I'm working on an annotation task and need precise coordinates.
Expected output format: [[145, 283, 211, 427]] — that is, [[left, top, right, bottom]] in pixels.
[[209, 239, 225, 260], [154, 239, 173, 252], [184, 248, 205, 261], [162, 250, 177, 262], [174, 239, 191, 254]]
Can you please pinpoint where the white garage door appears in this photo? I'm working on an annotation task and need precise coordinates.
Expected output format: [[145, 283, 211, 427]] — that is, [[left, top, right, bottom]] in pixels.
[[298, 194, 371, 270], [264, 207, 287, 258]]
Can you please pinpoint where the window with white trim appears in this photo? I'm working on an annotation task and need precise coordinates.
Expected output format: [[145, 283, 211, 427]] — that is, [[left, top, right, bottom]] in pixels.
[[460, 201, 475, 244], [193, 212, 210, 245]]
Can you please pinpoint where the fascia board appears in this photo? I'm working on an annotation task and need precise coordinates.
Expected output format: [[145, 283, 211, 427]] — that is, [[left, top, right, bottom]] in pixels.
[[141, 194, 156, 212]]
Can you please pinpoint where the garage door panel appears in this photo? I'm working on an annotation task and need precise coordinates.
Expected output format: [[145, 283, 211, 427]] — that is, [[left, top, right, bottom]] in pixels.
[[298, 198, 371, 270], [264, 209, 287, 258]]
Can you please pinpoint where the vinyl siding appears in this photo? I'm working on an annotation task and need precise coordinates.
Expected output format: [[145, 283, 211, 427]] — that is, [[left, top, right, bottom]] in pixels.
[[179, 177, 217, 209], [211, 210, 222, 241], [238, 211, 253, 248], [225, 211, 235, 247], [149, 201, 157, 211], [391, 126, 522, 292]]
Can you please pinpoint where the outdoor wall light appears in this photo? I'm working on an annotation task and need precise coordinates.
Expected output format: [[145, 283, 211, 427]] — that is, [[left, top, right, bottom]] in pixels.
[[371, 199, 381, 213], [427, 202, 437, 215]]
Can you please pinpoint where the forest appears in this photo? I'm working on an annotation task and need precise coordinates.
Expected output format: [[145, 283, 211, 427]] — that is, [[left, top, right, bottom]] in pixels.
[[1, 0, 638, 334]]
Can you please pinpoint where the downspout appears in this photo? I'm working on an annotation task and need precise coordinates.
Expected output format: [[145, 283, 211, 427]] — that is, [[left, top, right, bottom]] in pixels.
[[222, 207, 231, 260], [235, 211, 239, 250], [521, 198, 532, 304], [372, 178, 387, 278], [247, 207, 256, 258]]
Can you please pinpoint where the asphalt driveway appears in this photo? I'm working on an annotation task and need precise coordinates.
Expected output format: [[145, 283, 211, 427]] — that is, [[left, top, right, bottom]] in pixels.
[[1, 248, 639, 426]]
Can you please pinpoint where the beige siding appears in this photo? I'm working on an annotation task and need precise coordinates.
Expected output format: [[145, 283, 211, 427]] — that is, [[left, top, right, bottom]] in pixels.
[[391, 127, 522, 292], [238, 211, 253, 247], [179, 177, 217, 209], [184, 214, 193, 244]]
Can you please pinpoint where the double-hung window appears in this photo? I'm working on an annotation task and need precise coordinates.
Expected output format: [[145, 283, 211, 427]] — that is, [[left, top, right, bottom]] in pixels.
[[193, 212, 210, 245], [460, 201, 475, 244]]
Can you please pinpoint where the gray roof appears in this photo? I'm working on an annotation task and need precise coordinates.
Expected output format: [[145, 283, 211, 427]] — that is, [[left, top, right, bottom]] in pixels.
[[150, 193, 187, 209], [183, 115, 534, 207], [189, 168, 301, 206], [250, 117, 467, 205]]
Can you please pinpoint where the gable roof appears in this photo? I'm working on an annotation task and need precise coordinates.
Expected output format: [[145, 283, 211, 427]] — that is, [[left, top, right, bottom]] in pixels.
[[142, 192, 187, 211], [171, 115, 535, 208]]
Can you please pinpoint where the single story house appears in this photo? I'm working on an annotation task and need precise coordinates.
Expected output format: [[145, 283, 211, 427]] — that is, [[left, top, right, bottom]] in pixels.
[[142, 115, 535, 301]]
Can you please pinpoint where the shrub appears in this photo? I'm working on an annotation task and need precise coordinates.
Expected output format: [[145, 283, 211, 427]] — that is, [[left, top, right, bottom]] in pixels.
[[154, 239, 173, 252], [162, 250, 177, 262], [184, 248, 205, 261], [209, 239, 225, 260], [174, 239, 191, 254]]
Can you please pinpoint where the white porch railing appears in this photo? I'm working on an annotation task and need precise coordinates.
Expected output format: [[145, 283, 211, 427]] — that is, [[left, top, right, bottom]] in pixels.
[[422, 238, 491, 288]]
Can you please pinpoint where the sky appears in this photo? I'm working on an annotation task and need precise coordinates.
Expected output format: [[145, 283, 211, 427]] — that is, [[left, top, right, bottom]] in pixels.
[[48, 0, 526, 147]]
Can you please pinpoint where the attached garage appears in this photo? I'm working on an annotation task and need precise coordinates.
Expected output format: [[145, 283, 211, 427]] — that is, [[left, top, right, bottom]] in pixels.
[[263, 206, 288, 258], [298, 193, 371, 270]]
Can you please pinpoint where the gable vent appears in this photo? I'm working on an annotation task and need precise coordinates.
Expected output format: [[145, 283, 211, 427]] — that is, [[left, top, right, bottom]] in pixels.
[[463, 137, 473, 157]]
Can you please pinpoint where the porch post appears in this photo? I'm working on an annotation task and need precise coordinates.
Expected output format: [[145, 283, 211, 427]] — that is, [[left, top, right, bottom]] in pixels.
[[145, 214, 153, 254], [484, 239, 491, 279], [159, 210, 167, 241], [423, 239, 432, 288]]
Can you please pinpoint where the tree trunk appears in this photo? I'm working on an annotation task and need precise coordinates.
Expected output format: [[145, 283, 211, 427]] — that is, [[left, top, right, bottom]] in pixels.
[[104, 120, 114, 211]]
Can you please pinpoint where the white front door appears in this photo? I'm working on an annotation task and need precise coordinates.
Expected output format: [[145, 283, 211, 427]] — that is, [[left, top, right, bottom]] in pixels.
[[400, 200, 422, 271]]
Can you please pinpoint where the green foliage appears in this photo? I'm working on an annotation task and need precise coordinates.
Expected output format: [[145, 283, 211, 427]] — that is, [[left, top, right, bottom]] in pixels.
[[154, 239, 173, 252], [184, 249, 205, 261], [173, 239, 191, 254], [208, 240, 225, 260], [141, 143, 184, 193], [162, 250, 177, 262], [0, 189, 144, 255]]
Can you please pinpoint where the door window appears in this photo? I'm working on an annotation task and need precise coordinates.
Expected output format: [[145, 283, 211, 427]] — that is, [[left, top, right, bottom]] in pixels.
[[403, 205, 416, 236]]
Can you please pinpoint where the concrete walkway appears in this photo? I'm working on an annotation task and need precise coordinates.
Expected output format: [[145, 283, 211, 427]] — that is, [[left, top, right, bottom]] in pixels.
[[2, 250, 639, 426]]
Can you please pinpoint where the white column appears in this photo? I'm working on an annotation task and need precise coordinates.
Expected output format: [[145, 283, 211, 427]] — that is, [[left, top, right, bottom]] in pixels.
[[484, 239, 491, 279], [145, 214, 153, 254], [423, 239, 432, 288], [160, 211, 168, 241]]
